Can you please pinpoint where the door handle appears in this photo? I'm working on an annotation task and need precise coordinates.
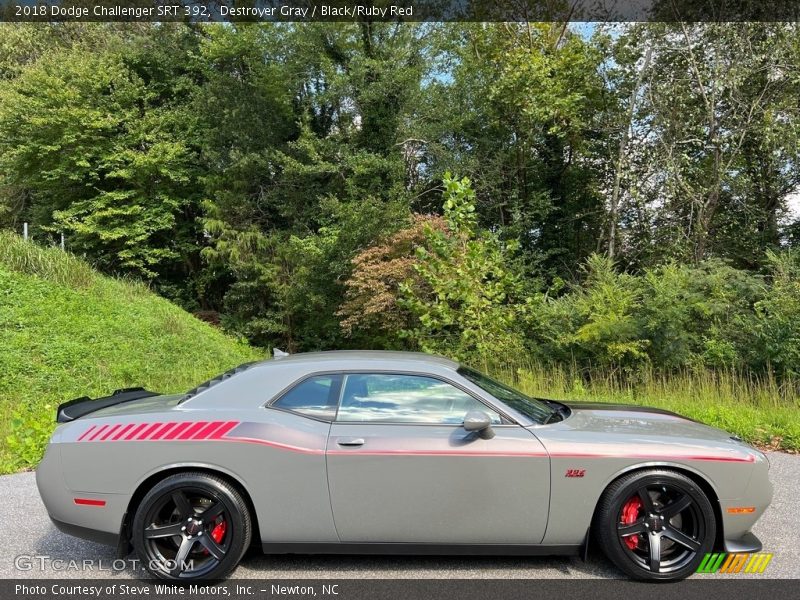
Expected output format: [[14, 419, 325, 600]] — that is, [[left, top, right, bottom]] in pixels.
[[336, 437, 365, 447]]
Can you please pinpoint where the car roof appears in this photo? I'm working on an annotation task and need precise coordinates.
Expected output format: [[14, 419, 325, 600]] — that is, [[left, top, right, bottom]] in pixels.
[[180, 351, 465, 408], [252, 350, 460, 371]]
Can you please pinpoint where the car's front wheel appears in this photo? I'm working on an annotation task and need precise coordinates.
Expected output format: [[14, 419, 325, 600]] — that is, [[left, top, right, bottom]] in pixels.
[[594, 469, 716, 581], [132, 472, 252, 580]]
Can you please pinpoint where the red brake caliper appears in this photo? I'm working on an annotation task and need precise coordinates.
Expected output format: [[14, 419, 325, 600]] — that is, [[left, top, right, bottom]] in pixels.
[[201, 519, 226, 556], [210, 519, 226, 544], [621, 496, 643, 550]]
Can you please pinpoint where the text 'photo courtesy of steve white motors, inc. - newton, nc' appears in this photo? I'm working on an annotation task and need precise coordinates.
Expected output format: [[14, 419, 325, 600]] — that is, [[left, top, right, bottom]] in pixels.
[[14, 583, 337, 598], [21, 3, 414, 19]]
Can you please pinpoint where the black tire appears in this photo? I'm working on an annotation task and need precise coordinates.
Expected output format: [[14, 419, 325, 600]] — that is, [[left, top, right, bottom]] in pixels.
[[593, 469, 716, 581], [132, 472, 252, 580]]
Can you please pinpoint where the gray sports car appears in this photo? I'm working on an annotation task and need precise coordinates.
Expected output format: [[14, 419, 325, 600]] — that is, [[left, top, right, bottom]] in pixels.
[[36, 351, 772, 581]]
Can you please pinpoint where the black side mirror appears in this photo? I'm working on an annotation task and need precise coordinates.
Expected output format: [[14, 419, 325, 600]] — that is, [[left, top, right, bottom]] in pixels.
[[463, 410, 495, 439]]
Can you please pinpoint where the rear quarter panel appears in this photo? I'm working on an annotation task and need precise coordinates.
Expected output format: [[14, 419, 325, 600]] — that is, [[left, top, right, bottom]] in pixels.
[[53, 405, 339, 543]]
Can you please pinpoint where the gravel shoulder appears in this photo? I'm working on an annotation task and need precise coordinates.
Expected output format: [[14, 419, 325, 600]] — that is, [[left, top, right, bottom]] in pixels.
[[1, 453, 797, 579]]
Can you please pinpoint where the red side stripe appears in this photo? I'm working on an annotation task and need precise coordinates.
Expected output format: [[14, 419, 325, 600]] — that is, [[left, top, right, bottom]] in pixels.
[[124, 423, 148, 440], [219, 436, 325, 454], [111, 424, 135, 440], [209, 421, 238, 439], [78, 426, 96, 441], [136, 422, 162, 440], [548, 452, 755, 463], [88, 425, 109, 441], [99, 424, 121, 441], [193, 421, 226, 440], [74, 498, 106, 507], [179, 421, 208, 440], [150, 422, 178, 440], [163, 422, 192, 440]]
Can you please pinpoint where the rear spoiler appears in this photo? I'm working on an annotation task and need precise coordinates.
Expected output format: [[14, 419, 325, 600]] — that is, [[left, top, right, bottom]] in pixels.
[[56, 387, 160, 423]]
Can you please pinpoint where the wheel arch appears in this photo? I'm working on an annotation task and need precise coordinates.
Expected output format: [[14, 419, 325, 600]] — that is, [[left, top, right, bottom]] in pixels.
[[589, 463, 725, 552], [119, 465, 261, 556]]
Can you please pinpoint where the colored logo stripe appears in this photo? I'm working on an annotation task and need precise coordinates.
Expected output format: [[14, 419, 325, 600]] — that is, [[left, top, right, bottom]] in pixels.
[[697, 553, 773, 574]]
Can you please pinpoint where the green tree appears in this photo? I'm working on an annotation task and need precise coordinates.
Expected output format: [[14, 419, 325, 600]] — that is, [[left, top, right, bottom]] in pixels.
[[0, 25, 206, 291], [412, 23, 612, 280], [399, 175, 532, 362]]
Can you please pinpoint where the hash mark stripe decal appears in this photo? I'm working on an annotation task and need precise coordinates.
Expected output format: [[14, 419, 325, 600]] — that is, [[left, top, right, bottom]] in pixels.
[[136, 422, 162, 440], [150, 422, 178, 440], [193, 421, 226, 440], [210, 421, 239, 440], [77, 426, 96, 441], [88, 425, 109, 441], [124, 423, 148, 440], [99, 424, 121, 441], [112, 424, 135, 440], [163, 422, 193, 440], [179, 421, 208, 440]]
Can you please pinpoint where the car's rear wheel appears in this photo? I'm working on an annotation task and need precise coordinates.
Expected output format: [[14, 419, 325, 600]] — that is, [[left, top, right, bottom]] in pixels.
[[132, 472, 251, 580], [594, 469, 715, 581]]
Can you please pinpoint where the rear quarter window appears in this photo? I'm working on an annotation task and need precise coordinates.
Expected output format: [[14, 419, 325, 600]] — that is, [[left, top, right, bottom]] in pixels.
[[271, 374, 342, 421]]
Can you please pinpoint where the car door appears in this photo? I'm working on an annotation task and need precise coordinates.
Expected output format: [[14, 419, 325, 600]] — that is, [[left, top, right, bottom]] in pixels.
[[325, 372, 550, 544]]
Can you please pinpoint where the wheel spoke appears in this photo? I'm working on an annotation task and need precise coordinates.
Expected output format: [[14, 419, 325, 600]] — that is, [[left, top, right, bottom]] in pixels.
[[171, 538, 195, 576], [636, 486, 656, 513], [662, 526, 701, 552], [660, 493, 692, 519], [144, 522, 184, 539], [199, 501, 225, 522], [618, 521, 647, 536], [172, 491, 193, 519], [648, 533, 661, 572], [198, 534, 226, 561]]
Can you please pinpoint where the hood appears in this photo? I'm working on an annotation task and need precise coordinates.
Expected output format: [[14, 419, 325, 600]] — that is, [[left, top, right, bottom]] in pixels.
[[529, 400, 761, 464], [555, 400, 737, 444]]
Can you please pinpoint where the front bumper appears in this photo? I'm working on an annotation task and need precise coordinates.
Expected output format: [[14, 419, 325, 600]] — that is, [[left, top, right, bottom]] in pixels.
[[724, 531, 763, 553], [718, 450, 772, 553]]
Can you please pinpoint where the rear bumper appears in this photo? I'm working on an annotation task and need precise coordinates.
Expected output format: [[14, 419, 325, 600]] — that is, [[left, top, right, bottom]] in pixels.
[[36, 438, 129, 549], [724, 531, 762, 553], [50, 517, 119, 547]]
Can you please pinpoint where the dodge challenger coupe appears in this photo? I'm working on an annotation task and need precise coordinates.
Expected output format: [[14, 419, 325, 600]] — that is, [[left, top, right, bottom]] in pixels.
[[36, 351, 772, 581]]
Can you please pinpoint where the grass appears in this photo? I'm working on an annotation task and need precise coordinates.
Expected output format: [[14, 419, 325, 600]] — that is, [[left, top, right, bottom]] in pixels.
[[0, 232, 263, 472], [488, 361, 800, 452]]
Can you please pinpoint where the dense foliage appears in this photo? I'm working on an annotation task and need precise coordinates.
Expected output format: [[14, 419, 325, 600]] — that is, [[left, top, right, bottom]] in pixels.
[[0, 231, 261, 472], [2, 22, 800, 380]]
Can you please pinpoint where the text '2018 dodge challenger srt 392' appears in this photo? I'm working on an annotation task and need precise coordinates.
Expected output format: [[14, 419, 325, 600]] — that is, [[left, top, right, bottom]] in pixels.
[[36, 351, 772, 581]]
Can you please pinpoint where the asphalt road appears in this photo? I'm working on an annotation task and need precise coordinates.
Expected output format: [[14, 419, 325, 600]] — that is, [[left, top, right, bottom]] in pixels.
[[1, 453, 797, 580]]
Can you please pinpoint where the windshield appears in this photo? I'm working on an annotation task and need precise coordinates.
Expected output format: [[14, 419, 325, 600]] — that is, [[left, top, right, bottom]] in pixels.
[[457, 366, 553, 424]]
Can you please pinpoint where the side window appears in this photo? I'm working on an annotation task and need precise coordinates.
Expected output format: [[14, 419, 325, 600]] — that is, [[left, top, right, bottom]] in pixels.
[[336, 373, 501, 424], [272, 374, 341, 421]]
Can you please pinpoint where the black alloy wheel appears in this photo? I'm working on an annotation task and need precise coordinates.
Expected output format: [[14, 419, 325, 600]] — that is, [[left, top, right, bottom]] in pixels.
[[594, 469, 716, 581], [132, 472, 251, 580]]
